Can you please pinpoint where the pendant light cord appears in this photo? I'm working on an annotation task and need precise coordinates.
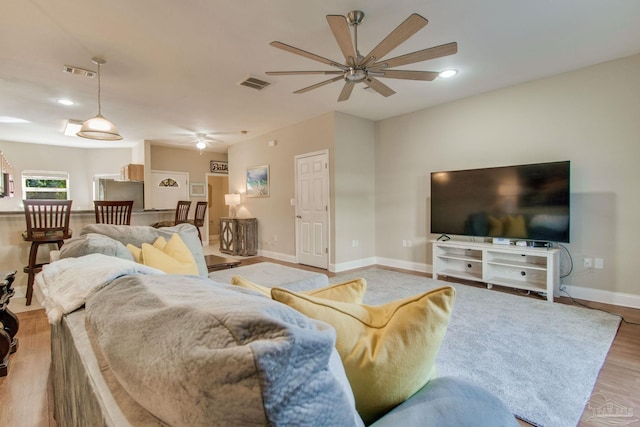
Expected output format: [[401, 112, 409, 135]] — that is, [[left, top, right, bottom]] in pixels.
[[96, 62, 102, 116]]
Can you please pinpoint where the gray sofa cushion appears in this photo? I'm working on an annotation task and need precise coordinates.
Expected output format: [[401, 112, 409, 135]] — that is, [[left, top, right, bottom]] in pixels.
[[86, 274, 364, 427], [369, 377, 518, 427], [80, 223, 207, 277], [58, 233, 135, 262]]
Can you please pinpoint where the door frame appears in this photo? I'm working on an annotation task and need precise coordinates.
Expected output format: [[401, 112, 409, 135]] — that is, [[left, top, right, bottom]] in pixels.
[[205, 172, 229, 247], [294, 149, 330, 270]]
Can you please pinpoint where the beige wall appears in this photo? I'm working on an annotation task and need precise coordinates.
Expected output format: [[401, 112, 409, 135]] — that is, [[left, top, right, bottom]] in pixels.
[[376, 54, 640, 301], [149, 144, 227, 212], [147, 144, 228, 241], [226, 112, 376, 270], [228, 113, 336, 263], [333, 113, 376, 269]]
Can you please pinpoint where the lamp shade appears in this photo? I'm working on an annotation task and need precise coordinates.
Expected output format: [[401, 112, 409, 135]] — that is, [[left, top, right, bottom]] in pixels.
[[77, 114, 122, 140], [224, 193, 241, 206]]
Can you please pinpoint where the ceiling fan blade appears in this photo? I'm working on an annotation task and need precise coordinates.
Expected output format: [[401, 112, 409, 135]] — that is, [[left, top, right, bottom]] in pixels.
[[327, 15, 357, 66], [293, 76, 344, 94], [369, 42, 458, 69], [270, 41, 346, 70], [365, 77, 396, 97], [376, 70, 439, 81], [266, 71, 344, 76], [361, 13, 428, 66], [337, 81, 355, 102]]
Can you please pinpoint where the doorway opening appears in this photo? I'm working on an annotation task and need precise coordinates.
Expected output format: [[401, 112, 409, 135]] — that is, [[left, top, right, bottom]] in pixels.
[[206, 173, 229, 248]]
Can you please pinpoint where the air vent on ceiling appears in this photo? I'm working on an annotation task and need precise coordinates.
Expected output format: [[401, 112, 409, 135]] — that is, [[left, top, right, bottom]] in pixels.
[[62, 65, 96, 78], [237, 75, 271, 90]]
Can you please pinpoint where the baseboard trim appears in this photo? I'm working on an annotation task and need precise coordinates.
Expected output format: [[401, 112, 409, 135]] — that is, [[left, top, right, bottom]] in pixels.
[[374, 257, 431, 274], [258, 249, 297, 264], [332, 257, 377, 273], [562, 284, 640, 310]]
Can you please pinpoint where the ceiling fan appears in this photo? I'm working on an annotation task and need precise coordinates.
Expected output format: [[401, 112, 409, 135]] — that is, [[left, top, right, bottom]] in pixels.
[[266, 10, 458, 102], [174, 131, 248, 150]]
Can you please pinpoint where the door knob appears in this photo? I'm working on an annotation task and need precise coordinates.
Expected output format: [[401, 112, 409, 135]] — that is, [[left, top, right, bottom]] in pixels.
[[296, 215, 302, 218]]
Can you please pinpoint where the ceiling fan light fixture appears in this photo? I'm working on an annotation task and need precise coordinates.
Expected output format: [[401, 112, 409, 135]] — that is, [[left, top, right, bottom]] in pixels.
[[77, 57, 123, 141], [439, 69, 458, 78], [196, 141, 207, 150], [345, 68, 367, 82]]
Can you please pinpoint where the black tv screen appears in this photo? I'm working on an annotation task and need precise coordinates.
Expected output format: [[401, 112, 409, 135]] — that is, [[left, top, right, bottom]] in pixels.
[[430, 161, 570, 243]]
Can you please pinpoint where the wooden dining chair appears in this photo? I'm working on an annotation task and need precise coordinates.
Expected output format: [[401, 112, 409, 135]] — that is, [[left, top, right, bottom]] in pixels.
[[22, 200, 73, 305], [94, 200, 134, 225]]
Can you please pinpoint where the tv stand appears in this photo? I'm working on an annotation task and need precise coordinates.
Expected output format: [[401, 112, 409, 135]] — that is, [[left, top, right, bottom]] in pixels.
[[432, 240, 560, 302]]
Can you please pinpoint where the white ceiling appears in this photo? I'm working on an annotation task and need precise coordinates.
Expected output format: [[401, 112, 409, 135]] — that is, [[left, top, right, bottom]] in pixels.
[[2, 0, 640, 153]]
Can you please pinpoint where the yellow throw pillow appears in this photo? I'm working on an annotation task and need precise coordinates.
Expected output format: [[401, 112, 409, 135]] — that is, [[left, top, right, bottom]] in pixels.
[[231, 276, 367, 303], [271, 286, 456, 425], [127, 236, 167, 263], [139, 234, 199, 275], [127, 243, 142, 263], [152, 236, 167, 250]]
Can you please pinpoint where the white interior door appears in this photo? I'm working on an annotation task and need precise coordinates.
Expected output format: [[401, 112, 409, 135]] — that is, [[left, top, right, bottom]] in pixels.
[[295, 151, 329, 269], [149, 170, 189, 209]]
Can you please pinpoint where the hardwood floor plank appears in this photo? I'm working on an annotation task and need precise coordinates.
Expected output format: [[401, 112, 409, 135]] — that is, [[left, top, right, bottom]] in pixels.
[[0, 310, 52, 427]]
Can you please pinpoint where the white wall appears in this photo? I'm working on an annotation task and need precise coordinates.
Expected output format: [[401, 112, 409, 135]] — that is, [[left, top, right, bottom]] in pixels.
[[0, 140, 149, 297], [375, 54, 640, 302], [0, 141, 133, 211]]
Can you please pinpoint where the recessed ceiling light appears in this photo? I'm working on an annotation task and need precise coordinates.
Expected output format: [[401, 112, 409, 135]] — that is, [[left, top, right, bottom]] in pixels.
[[0, 116, 29, 123], [57, 99, 75, 106], [439, 69, 458, 78]]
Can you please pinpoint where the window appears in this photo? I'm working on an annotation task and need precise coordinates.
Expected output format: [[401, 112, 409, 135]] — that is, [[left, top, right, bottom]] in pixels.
[[22, 170, 70, 200]]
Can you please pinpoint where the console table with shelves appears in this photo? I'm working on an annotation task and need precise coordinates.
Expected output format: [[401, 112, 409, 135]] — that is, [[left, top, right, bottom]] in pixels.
[[432, 240, 560, 302], [220, 217, 258, 256]]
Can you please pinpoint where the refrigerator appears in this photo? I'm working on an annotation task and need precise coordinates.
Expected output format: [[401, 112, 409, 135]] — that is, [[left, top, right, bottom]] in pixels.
[[97, 179, 144, 210]]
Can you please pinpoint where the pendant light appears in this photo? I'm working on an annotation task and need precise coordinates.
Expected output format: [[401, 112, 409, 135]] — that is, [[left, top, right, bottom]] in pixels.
[[77, 57, 122, 140]]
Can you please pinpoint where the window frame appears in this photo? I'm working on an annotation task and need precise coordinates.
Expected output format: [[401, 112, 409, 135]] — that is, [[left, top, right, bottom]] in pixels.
[[21, 170, 70, 200]]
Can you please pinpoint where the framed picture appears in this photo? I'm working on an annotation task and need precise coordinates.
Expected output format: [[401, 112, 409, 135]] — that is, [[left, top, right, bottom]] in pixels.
[[246, 165, 269, 197], [210, 161, 228, 174], [189, 182, 206, 197]]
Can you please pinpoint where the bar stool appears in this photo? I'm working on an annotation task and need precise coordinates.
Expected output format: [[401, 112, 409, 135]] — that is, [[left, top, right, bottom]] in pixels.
[[22, 200, 72, 305], [94, 200, 134, 225], [188, 201, 207, 242], [151, 200, 191, 228]]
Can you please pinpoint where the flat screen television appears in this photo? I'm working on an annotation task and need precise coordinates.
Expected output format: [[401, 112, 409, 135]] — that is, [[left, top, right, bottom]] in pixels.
[[430, 161, 570, 243]]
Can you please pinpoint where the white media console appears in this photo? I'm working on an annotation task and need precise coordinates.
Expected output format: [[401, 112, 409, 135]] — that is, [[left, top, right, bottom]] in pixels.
[[432, 240, 560, 302]]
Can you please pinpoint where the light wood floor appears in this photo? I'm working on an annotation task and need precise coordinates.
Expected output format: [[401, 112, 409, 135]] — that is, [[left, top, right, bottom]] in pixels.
[[1, 257, 638, 427]]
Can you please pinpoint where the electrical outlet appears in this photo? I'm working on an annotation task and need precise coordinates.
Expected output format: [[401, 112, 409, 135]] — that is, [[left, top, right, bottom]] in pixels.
[[594, 258, 604, 269], [584, 258, 593, 269]]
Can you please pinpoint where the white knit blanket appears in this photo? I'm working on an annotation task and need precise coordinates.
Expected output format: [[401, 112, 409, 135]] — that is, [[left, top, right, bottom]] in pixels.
[[34, 253, 162, 324]]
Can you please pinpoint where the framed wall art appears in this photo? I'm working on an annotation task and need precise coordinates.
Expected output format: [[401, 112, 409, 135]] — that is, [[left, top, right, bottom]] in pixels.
[[246, 165, 269, 197], [210, 161, 228, 174], [189, 182, 206, 197]]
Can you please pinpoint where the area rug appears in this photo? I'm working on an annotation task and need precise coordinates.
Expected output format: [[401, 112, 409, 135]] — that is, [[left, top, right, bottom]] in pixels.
[[331, 268, 621, 427]]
